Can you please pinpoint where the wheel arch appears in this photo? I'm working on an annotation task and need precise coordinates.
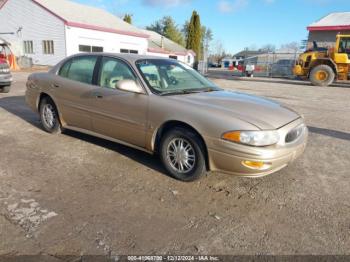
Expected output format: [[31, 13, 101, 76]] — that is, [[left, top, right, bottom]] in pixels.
[[37, 92, 51, 111], [153, 120, 210, 171]]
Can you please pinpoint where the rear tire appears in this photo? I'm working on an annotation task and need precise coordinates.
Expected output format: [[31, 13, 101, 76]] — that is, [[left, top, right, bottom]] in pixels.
[[310, 65, 335, 87], [160, 127, 206, 182], [39, 97, 61, 134], [0, 86, 10, 93]]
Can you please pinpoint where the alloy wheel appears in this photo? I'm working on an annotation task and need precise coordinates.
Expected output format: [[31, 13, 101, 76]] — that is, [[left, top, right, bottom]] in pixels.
[[166, 138, 196, 173], [42, 104, 56, 129]]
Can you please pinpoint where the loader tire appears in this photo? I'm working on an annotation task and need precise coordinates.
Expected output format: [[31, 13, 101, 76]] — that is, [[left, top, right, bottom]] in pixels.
[[309, 65, 335, 87]]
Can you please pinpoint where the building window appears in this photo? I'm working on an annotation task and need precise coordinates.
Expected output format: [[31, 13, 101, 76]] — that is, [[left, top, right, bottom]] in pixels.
[[169, 55, 178, 60], [120, 49, 138, 54], [23, 41, 34, 54], [43, 40, 54, 54], [79, 45, 104, 53], [187, 55, 191, 64], [79, 45, 91, 52], [92, 46, 103, 52]]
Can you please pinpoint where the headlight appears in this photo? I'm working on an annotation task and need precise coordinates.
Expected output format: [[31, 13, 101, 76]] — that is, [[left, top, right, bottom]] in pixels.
[[222, 130, 280, 146]]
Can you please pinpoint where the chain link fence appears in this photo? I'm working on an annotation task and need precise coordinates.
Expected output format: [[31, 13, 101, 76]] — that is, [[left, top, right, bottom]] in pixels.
[[215, 51, 302, 78]]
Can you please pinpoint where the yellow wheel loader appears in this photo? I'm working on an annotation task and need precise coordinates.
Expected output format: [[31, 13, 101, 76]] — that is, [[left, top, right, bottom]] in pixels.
[[293, 34, 350, 87]]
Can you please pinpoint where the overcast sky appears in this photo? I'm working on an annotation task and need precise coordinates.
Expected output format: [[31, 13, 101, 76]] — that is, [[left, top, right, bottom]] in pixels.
[[75, 0, 350, 54]]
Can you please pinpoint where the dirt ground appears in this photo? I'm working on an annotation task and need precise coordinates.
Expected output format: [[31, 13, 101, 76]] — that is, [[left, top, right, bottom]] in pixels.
[[0, 72, 349, 257]]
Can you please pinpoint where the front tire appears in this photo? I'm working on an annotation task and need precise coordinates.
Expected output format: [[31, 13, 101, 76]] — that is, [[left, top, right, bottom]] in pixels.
[[39, 97, 61, 134], [310, 65, 335, 87], [160, 127, 206, 182]]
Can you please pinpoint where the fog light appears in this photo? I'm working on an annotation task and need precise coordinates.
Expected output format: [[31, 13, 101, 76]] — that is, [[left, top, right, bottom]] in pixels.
[[242, 160, 272, 170]]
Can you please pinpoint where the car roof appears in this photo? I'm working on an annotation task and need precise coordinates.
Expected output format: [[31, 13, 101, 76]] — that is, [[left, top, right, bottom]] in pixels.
[[69, 52, 174, 63], [50, 52, 180, 74]]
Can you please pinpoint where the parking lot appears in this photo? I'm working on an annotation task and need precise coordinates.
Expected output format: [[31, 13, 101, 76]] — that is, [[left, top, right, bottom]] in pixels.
[[0, 72, 349, 256]]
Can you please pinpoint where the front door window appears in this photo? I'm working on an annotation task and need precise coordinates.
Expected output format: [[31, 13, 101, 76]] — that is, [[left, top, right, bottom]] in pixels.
[[98, 57, 138, 89]]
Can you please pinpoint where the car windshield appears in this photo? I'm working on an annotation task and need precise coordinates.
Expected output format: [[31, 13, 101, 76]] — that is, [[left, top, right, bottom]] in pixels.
[[135, 59, 221, 95]]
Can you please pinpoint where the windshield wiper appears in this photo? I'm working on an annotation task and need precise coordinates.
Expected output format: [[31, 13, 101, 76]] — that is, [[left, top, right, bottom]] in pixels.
[[189, 87, 219, 93], [159, 87, 219, 96], [159, 90, 189, 96]]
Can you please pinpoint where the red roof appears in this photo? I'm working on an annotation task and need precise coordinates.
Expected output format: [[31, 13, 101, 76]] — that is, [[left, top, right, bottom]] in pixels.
[[308, 25, 350, 31], [308, 12, 350, 32]]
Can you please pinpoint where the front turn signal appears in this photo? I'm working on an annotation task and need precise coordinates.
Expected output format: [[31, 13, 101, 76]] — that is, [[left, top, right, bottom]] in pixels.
[[222, 131, 241, 143]]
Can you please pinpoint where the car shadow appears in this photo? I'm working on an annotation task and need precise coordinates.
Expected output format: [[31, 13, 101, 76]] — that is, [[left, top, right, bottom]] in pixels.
[[0, 95, 41, 128], [308, 126, 350, 141], [62, 129, 168, 176], [0, 95, 168, 176]]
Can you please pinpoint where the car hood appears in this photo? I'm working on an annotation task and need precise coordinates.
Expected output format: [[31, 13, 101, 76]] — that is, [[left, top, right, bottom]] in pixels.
[[167, 90, 300, 130]]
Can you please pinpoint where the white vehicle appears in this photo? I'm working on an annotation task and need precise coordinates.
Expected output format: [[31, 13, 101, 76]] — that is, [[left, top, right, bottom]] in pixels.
[[245, 64, 255, 77]]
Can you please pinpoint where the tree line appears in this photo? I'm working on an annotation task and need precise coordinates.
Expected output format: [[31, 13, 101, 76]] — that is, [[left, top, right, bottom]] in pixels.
[[122, 13, 302, 66], [123, 11, 213, 64]]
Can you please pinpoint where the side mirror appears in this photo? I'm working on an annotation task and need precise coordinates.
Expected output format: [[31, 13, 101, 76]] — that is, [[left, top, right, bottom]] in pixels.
[[116, 80, 144, 94]]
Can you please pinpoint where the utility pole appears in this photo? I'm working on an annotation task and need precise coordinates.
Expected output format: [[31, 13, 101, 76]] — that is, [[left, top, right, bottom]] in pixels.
[[202, 38, 209, 75]]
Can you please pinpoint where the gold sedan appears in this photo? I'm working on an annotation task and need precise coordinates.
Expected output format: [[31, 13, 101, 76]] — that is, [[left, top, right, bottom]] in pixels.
[[26, 54, 308, 181]]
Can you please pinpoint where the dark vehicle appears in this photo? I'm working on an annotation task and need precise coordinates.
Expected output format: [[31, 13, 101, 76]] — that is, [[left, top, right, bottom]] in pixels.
[[209, 62, 220, 68], [0, 59, 12, 93], [270, 59, 296, 77]]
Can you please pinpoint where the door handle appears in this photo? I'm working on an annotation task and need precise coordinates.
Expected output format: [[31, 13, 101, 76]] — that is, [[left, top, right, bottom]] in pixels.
[[52, 83, 60, 88], [93, 93, 103, 99]]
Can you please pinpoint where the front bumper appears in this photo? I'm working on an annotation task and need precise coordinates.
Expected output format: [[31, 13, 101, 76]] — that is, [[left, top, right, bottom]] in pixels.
[[206, 118, 308, 177], [0, 73, 12, 85]]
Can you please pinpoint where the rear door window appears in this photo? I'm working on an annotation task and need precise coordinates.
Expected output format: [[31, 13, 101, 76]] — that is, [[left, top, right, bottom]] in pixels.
[[59, 60, 71, 78], [59, 56, 98, 85]]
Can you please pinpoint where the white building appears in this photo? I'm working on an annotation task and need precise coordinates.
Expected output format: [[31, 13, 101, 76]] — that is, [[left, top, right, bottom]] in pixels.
[[0, 0, 149, 65], [0, 0, 196, 67], [142, 29, 196, 67]]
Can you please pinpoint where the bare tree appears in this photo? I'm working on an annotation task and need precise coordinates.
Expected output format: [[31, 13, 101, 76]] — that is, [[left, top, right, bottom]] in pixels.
[[280, 42, 300, 52], [245, 44, 258, 51], [209, 40, 228, 64], [260, 44, 276, 52]]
